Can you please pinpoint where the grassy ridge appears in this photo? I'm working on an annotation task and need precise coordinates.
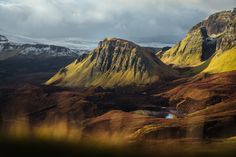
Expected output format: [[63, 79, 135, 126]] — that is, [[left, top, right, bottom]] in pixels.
[[192, 47, 236, 74], [203, 47, 236, 73], [161, 29, 204, 66]]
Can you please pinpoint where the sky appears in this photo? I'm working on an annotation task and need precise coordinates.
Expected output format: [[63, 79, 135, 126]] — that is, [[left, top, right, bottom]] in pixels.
[[0, 0, 235, 44]]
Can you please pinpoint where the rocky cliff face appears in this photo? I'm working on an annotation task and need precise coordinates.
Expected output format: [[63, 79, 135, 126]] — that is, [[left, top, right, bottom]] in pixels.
[[46, 38, 177, 88], [216, 15, 236, 51], [160, 27, 217, 66], [191, 9, 235, 36], [160, 9, 236, 67]]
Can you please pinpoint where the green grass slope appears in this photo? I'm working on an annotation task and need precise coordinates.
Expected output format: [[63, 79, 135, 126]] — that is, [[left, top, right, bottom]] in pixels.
[[192, 47, 236, 74], [161, 30, 204, 66], [203, 47, 236, 73]]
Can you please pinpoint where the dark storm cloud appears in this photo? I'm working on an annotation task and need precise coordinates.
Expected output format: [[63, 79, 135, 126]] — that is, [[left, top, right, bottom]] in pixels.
[[0, 0, 235, 43]]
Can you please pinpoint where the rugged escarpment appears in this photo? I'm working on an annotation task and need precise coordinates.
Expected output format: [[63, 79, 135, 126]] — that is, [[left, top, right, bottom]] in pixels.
[[216, 15, 236, 51], [191, 9, 236, 36], [160, 9, 236, 67], [194, 14, 236, 74], [46, 38, 177, 88], [160, 27, 217, 66]]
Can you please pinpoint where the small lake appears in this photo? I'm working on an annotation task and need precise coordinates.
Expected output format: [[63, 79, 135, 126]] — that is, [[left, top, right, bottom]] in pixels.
[[165, 113, 175, 119], [133, 110, 176, 119]]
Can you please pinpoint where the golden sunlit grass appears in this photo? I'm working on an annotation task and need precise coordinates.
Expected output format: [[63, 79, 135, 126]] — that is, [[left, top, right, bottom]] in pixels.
[[5, 117, 30, 138], [1, 117, 236, 157], [203, 47, 236, 73], [3, 120, 236, 157], [2, 116, 129, 146], [161, 29, 204, 66], [33, 121, 82, 142], [189, 47, 236, 75]]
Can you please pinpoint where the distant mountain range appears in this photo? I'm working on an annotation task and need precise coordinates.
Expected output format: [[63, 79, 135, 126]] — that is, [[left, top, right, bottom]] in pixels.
[[0, 29, 172, 54], [0, 29, 98, 51], [0, 33, 89, 85], [0, 34, 91, 60]]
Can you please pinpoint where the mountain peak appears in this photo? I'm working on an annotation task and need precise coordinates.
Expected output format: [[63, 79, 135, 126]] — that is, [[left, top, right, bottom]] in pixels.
[[46, 38, 177, 88], [190, 9, 235, 36], [160, 9, 235, 66], [98, 38, 139, 50]]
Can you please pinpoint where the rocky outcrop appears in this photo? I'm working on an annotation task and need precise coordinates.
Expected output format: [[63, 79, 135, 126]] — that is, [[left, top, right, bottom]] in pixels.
[[46, 38, 177, 88], [191, 9, 235, 36], [160, 9, 236, 67], [192, 14, 236, 74], [160, 27, 217, 66], [216, 16, 236, 51]]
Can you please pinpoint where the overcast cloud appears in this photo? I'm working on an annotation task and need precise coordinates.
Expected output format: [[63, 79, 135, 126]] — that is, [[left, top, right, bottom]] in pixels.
[[0, 0, 235, 43]]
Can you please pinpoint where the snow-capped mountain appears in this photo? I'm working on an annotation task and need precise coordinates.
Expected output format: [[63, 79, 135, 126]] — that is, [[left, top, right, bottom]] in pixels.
[[0, 29, 97, 50], [0, 31, 95, 60]]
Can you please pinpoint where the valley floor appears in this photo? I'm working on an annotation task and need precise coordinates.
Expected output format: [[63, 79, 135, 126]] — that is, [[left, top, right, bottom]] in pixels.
[[0, 70, 236, 156]]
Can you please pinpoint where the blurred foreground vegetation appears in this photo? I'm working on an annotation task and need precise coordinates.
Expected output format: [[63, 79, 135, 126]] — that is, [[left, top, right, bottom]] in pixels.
[[1, 134, 236, 157]]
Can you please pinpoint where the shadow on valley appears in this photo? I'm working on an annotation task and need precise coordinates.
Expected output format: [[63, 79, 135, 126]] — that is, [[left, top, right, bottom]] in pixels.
[[0, 56, 75, 85]]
